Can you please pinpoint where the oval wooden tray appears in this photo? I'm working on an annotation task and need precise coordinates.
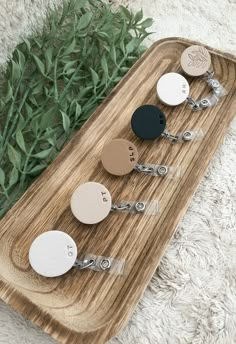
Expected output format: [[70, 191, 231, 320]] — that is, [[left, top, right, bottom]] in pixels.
[[0, 38, 236, 344]]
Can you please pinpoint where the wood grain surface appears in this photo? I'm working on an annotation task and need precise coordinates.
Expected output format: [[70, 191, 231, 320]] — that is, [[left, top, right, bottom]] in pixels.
[[0, 38, 235, 344]]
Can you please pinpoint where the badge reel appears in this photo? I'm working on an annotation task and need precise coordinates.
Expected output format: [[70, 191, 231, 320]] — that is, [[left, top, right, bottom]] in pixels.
[[70, 181, 159, 225], [101, 138, 181, 179], [131, 104, 203, 144], [156, 45, 226, 110], [29, 230, 125, 278]]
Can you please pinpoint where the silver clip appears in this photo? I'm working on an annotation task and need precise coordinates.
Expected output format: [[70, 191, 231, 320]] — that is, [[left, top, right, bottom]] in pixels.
[[111, 202, 146, 213], [134, 163, 169, 177], [156, 165, 169, 176], [187, 71, 226, 111], [74, 258, 95, 270], [162, 129, 194, 143], [83, 254, 125, 275], [182, 130, 193, 141], [161, 130, 179, 143], [99, 259, 112, 271], [74, 257, 113, 272], [134, 164, 154, 174]]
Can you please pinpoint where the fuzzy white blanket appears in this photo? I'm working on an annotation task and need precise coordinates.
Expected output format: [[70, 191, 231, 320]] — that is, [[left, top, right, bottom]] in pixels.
[[0, 1, 236, 343]]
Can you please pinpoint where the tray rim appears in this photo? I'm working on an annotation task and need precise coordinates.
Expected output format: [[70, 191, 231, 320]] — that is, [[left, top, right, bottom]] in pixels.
[[0, 37, 235, 343]]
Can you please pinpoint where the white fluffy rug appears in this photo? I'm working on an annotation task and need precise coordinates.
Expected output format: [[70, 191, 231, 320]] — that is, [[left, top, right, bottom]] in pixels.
[[0, 0, 236, 343]]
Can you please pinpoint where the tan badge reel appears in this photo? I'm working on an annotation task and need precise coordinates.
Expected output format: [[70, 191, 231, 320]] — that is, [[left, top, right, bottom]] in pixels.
[[29, 230, 125, 277], [101, 138, 180, 178], [70, 181, 159, 225], [157, 45, 226, 110]]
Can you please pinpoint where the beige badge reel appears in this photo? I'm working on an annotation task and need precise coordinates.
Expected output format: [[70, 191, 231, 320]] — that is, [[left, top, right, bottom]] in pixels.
[[29, 230, 125, 277], [101, 138, 181, 179], [157, 45, 226, 110], [70, 181, 159, 225]]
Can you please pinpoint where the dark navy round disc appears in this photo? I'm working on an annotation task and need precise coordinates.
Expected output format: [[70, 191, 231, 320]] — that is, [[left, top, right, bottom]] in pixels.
[[131, 105, 166, 140]]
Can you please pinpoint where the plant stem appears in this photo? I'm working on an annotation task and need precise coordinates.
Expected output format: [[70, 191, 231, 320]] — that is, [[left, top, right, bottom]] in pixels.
[[1, 62, 28, 145]]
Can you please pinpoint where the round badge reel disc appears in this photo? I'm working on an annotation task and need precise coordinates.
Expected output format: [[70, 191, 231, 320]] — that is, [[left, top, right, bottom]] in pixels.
[[181, 45, 211, 77], [70, 182, 112, 224], [157, 72, 190, 106], [101, 139, 139, 176], [29, 231, 77, 278], [131, 104, 166, 140]]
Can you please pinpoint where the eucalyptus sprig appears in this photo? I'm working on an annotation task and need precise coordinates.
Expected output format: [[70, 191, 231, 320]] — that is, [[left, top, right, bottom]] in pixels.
[[0, 0, 153, 218]]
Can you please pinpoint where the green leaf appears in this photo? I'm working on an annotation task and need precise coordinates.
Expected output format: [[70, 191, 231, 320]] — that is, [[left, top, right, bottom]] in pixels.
[[11, 61, 21, 83], [138, 45, 147, 55], [33, 38, 43, 48], [17, 49, 26, 69], [40, 107, 57, 130], [75, 103, 82, 120], [60, 110, 71, 133], [75, 0, 88, 9], [5, 82, 13, 103], [25, 103, 33, 118], [77, 86, 93, 100], [90, 68, 99, 86], [16, 130, 26, 153], [113, 76, 122, 83], [77, 12, 93, 30], [120, 5, 131, 21], [16, 115, 26, 131], [126, 38, 138, 54], [24, 39, 31, 52], [0, 100, 5, 111], [0, 168, 5, 187], [97, 32, 110, 42], [45, 46, 53, 73], [28, 164, 47, 176], [33, 55, 45, 75], [134, 9, 143, 23], [7, 144, 21, 170], [62, 38, 76, 56], [65, 68, 76, 76], [120, 67, 130, 73], [33, 148, 52, 159], [32, 81, 44, 95], [63, 60, 77, 72], [110, 45, 117, 64], [31, 119, 39, 135], [101, 54, 108, 78], [29, 95, 38, 106], [9, 167, 19, 187], [120, 40, 125, 55], [140, 18, 154, 28]]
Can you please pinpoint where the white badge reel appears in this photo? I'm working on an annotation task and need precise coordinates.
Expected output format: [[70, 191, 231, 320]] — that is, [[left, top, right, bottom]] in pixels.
[[101, 138, 181, 179], [156, 72, 190, 107], [157, 45, 226, 110], [70, 181, 159, 225], [29, 230, 125, 277]]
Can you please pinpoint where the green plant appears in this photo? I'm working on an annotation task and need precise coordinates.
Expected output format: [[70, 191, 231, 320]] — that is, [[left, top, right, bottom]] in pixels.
[[0, 0, 153, 218]]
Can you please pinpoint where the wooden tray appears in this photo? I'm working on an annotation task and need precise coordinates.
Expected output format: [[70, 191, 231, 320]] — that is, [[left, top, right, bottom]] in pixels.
[[0, 38, 235, 344]]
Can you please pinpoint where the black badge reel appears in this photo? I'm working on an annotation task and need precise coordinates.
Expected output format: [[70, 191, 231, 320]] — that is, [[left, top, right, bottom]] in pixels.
[[131, 104, 203, 144]]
